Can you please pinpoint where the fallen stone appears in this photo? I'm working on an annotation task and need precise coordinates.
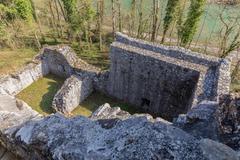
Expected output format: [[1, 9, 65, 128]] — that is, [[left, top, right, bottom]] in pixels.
[[175, 101, 220, 140], [200, 138, 239, 160]]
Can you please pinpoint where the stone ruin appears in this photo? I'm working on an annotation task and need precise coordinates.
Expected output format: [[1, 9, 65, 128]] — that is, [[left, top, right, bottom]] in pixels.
[[0, 33, 239, 160], [96, 33, 231, 120]]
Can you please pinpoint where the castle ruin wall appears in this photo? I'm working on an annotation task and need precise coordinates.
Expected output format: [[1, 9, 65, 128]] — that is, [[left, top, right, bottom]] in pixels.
[[95, 33, 232, 120], [0, 58, 49, 96], [52, 74, 93, 114]]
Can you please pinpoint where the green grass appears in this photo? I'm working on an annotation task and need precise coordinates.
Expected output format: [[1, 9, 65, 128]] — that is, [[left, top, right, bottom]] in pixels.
[[16, 74, 65, 115], [0, 48, 37, 75], [16, 75, 140, 117], [72, 91, 141, 117]]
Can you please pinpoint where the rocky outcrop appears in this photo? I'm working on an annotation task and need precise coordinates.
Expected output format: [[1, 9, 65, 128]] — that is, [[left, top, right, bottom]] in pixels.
[[1, 100, 239, 160], [52, 75, 93, 114], [0, 95, 42, 159], [199, 138, 239, 160]]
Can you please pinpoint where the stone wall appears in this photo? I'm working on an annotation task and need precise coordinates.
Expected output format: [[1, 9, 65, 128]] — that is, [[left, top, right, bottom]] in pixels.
[[52, 74, 93, 114], [96, 33, 232, 121], [42, 46, 77, 78], [0, 56, 49, 96]]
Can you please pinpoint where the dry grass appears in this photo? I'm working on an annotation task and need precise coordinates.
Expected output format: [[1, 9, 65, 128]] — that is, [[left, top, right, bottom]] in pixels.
[[0, 48, 37, 75]]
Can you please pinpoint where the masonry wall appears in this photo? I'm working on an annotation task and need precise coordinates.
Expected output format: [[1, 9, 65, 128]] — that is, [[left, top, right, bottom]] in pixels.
[[42, 46, 77, 78], [0, 60, 49, 95], [52, 74, 93, 114], [95, 33, 232, 120], [106, 45, 202, 120]]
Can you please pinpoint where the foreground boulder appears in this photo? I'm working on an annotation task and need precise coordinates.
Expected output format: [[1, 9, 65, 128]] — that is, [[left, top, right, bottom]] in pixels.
[[0, 100, 239, 160], [6, 114, 210, 160]]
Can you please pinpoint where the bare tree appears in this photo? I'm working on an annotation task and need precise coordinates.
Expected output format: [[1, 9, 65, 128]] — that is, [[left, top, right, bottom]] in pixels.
[[116, 0, 122, 32], [97, 0, 104, 51], [151, 0, 160, 42], [137, 0, 143, 38], [218, 12, 240, 57], [111, 0, 116, 39], [130, 0, 136, 36]]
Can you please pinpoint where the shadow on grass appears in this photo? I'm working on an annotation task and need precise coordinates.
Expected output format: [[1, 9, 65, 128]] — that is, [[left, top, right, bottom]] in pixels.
[[40, 77, 64, 114]]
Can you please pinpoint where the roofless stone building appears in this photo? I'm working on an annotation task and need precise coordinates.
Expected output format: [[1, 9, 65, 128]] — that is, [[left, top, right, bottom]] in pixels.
[[0, 33, 237, 160], [96, 33, 232, 120]]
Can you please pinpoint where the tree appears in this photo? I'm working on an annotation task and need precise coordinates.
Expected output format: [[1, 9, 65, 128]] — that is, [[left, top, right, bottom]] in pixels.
[[116, 0, 122, 32], [179, 0, 206, 47], [97, 0, 104, 51], [151, 0, 160, 42], [161, 0, 180, 43], [61, 0, 94, 43], [176, 0, 187, 45], [14, 0, 33, 22], [61, 0, 77, 34], [111, 0, 116, 39], [137, 0, 143, 38], [218, 12, 240, 58], [130, 0, 136, 36]]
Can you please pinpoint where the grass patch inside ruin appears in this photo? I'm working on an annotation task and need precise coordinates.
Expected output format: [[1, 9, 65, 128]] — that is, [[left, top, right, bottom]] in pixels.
[[16, 74, 65, 115], [72, 91, 140, 117], [16, 75, 140, 117]]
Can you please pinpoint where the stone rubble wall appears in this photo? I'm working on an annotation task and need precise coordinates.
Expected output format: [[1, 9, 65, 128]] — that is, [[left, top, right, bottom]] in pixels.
[[0, 58, 49, 96], [42, 46, 77, 78], [115, 32, 232, 102], [52, 74, 93, 114], [115, 32, 220, 66], [94, 33, 232, 120]]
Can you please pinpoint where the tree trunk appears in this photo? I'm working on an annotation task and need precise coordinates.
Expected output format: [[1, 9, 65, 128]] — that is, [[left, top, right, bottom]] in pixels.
[[111, 0, 116, 39], [97, 0, 104, 51], [130, 0, 136, 36], [49, 0, 60, 37], [57, 0, 67, 22], [54, 0, 63, 37], [117, 0, 122, 32], [151, 0, 159, 42], [137, 0, 143, 39]]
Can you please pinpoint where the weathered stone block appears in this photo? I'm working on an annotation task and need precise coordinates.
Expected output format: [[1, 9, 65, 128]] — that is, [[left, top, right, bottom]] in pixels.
[[52, 74, 93, 114]]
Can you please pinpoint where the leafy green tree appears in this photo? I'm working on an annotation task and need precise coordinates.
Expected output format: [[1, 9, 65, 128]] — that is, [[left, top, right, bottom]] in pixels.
[[14, 0, 33, 22], [61, 0, 78, 32], [176, 0, 187, 45], [161, 0, 180, 43], [180, 0, 206, 47], [61, 0, 94, 44]]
